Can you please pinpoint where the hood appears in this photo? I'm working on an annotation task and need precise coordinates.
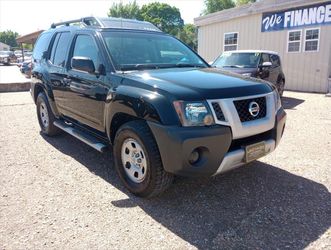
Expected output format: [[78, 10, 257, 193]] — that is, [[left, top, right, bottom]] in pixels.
[[0, 55, 9, 58], [120, 67, 273, 100]]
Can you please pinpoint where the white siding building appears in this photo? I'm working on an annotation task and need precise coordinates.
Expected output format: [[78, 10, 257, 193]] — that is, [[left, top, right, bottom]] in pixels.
[[194, 0, 331, 93], [0, 42, 10, 51]]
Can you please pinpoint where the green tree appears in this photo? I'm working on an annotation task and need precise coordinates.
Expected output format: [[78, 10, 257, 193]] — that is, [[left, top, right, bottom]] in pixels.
[[203, 0, 235, 15], [140, 2, 184, 36], [236, 0, 256, 6], [0, 30, 19, 48], [178, 24, 197, 51], [108, 0, 141, 19]]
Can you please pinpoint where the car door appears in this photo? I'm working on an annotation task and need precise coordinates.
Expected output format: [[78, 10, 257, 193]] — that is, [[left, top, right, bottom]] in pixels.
[[47, 31, 72, 113], [61, 33, 108, 132]]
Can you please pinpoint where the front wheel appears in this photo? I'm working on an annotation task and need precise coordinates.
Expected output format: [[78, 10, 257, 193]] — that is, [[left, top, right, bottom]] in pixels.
[[113, 120, 174, 197], [36, 92, 61, 136]]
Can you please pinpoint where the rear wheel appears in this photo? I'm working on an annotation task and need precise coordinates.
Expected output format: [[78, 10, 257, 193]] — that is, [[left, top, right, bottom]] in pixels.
[[113, 120, 174, 197], [36, 92, 61, 136]]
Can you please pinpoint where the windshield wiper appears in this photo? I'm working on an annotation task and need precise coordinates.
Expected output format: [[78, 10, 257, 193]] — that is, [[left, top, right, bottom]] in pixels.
[[222, 65, 243, 68], [119, 63, 206, 71], [119, 64, 159, 71], [175, 63, 206, 68]]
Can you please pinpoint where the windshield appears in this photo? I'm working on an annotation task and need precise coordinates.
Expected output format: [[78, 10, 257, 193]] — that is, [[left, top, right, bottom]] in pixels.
[[0, 51, 11, 56], [102, 31, 207, 71], [213, 52, 261, 68]]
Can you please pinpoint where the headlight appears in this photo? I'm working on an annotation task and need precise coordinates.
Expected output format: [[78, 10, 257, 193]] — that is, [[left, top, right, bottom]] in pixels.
[[242, 73, 252, 77], [173, 101, 215, 127], [273, 90, 282, 111]]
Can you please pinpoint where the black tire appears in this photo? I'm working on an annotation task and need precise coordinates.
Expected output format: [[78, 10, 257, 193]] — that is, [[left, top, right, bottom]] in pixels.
[[36, 92, 61, 136], [113, 120, 174, 198], [277, 79, 285, 97]]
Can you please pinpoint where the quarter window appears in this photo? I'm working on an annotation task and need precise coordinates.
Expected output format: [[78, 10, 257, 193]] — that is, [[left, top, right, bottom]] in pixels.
[[33, 33, 53, 60], [304, 28, 319, 52], [270, 54, 280, 67], [287, 30, 301, 52], [224, 32, 238, 52], [50, 32, 71, 67]]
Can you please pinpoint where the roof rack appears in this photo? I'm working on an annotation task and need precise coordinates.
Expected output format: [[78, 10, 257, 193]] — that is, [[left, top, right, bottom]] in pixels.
[[50, 16, 161, 32], [50, 17, 103, 29]]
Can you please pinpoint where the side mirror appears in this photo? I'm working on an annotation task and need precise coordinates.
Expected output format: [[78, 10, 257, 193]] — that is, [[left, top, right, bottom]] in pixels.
[[71, 56, 95, 74], [42, 51, 48, 59], [261, 61, 272, 68], [97, 63, 106, 76]]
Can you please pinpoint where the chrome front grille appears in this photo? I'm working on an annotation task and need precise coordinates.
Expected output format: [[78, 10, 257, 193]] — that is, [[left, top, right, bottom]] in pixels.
[[207, 92, 275, 139]]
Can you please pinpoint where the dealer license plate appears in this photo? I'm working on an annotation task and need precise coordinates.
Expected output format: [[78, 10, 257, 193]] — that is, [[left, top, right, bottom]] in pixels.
[[245, 141, 266, 163]]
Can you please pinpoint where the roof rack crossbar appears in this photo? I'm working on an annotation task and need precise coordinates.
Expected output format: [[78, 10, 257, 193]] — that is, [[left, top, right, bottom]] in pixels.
[[50, 17, 103, 29]]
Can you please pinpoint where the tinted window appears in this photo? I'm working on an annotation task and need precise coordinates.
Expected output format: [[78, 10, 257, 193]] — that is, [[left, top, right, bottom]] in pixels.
[[270, 54, 280, 67], [72, 35, 99, 68], [33, 32, 53, 60], [50, 32, 71, 67], [50, 33, 60, 63], [260, 53, 270, 64], [102, 31, 206, 71]]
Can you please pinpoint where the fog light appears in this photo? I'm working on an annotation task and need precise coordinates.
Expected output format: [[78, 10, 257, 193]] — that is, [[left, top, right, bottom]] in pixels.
[[189, 149, 200, 165], [203, 114, 214, 126]]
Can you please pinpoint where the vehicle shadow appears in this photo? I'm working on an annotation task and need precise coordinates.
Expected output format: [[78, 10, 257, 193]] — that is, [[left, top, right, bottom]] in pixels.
[[281, 95, 305, 110], [42, 133, 331, 249]]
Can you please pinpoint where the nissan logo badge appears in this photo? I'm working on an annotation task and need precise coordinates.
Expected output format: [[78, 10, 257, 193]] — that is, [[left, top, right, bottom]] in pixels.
[[248, 101, 260, 117]]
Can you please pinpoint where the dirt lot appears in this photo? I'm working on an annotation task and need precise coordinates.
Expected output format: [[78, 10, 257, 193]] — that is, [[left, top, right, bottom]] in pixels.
[[0, 91, 330, 249]]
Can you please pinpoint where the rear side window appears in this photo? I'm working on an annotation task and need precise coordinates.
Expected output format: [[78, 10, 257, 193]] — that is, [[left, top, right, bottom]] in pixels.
[[270, 54, 280, 67], [33, 32, 53, 60], [50, 32, 71, 67]]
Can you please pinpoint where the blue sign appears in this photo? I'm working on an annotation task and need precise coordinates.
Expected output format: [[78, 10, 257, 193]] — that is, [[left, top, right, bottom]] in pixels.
[[261, 1, 331, 32]]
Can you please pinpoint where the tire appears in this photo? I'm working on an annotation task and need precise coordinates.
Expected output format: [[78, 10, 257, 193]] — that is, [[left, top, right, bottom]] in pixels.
[[36, 92, 61, 136], [277, 79, 285, 97], [113, 120, 174, 198]]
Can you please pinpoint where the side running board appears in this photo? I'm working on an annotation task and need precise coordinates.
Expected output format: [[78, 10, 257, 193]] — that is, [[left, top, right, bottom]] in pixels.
[[54, 120, 108, 152]]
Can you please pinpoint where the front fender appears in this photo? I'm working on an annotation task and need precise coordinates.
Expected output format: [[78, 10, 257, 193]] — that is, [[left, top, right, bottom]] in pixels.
[[105, 85, 179, 139]]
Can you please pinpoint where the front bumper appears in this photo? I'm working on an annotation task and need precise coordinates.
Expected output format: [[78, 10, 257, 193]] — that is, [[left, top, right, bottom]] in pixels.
[[148, 107, 286, 177]]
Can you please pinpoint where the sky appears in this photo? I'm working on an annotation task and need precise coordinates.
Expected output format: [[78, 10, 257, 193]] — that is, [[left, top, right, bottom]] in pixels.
[[0, 0, 205, 35]]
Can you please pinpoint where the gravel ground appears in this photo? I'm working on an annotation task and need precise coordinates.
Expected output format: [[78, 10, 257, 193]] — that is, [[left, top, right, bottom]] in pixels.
[[0, 91, 330, 249]]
